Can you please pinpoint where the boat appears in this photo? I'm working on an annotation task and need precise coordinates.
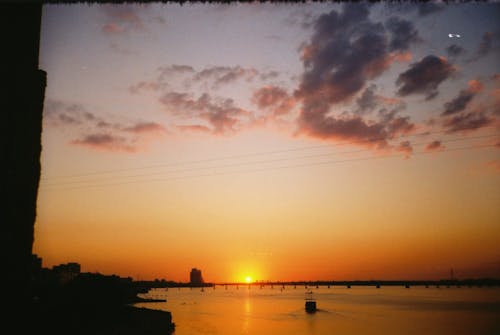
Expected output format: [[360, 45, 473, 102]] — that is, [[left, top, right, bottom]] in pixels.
[[305, 290, 317, 313]]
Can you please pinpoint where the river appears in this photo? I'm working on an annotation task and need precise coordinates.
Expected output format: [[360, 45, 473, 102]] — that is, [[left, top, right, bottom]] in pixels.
[[135, 285, 500, 335]]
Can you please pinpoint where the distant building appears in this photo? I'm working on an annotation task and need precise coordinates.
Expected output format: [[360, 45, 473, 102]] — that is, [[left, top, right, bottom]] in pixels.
[[190, 268, 203, 285], [53, 262, 81, 284]]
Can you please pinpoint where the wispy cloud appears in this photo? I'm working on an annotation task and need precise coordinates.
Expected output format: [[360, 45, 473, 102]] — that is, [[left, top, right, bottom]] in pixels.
[[159, 91, 252, 135], [425, 140, 444, 152], [467, 32, 499, 63], [442, 79, 483, 116], [44, 99, 166, 153], [71, 133, 135, 153]]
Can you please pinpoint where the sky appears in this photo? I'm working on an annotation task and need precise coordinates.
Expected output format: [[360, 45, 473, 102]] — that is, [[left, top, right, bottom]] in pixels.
[[34, 1, 500, 283]]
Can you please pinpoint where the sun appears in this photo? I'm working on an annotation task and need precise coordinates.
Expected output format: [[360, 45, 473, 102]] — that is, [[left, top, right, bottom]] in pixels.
[[245, 276, 253, 284]]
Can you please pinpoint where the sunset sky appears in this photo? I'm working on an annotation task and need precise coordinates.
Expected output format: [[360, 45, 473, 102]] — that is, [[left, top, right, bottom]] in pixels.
[[34, 2, 500, 283]]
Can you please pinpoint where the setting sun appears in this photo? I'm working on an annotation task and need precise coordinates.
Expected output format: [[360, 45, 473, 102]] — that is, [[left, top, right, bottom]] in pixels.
[[245, 276, 253, 284]]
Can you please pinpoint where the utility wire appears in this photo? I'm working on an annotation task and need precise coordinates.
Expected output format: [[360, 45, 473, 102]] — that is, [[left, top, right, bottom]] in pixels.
[[41, 126, 499, 181], [40, 143, 497, 192], [40, 133, 499, 188]]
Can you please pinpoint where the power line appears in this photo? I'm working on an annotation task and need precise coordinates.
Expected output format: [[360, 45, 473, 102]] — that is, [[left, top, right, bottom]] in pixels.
[[41, 126, 499, 181], [39, 144, 497, 192], [40, 133, 499, 188]]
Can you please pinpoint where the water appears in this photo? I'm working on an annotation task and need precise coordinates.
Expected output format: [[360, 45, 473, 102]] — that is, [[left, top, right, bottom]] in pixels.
[[135, 285, 500, 335]]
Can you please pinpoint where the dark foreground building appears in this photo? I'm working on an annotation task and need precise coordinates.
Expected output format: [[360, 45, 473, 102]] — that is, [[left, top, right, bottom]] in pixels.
[[2, 2, 174, 333]]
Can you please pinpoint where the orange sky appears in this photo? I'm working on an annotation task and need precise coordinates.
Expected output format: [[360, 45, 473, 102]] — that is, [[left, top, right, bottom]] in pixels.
[[34, 3, 500, 282]]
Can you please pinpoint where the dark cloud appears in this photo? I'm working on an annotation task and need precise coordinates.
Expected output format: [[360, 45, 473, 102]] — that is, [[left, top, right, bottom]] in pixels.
[[356, 85, 378, 113], [442, 79, 483, 116], [71, 133, 134, 152], [159, 91, 252, 134], [295, 4, 417, 149], [355, 85, 405, 115], [446, 44, 465, 58], [443, 111, 493, 133], [298, 99, 415, 149], [443, 91, 474, 116], [252, 86, 295, 117], [425, 140, 444, 152], [395, 55, 455, 100], [296, 4, 392, 104], [385, 16, 421, 52], [299, 109, 389, 148]]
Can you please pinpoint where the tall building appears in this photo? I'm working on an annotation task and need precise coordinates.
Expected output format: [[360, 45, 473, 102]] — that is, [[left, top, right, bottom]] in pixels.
[[190, 268, 203, 285]]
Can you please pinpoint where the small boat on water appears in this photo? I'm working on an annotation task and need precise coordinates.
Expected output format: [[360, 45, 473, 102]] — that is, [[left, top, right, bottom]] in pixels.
[[305, 290, 317, 313]]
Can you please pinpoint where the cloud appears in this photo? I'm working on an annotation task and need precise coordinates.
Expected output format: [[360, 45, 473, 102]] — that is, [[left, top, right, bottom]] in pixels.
[[395, 55, 455, 100], [298, 102, 415, 149], [385, 16, 421, 52], [355, 85, 405, 115], [131, 64, 278, 96], [259, 70, 280, 81], [425, 140, 444, 152], [176, 125, 211, 133], [44, 99, 166, 152], [477, 32, 495, 55], [386, 2, 445, 17], [101, 5, 144, 34], [294, 4, 417, 149], [44, 99, 97, 126], [443, 111, 493, 133], [71, 133, 135, 153], [442, 79, 484, 116], [296, 4, 393, 104], [446, 44, 465, 58], [356, 85, 378, 113], [122, 122, 166, 134], [252, 86, 296, 117], [129, 81, 164, 94], [193, 66, 258, 88], [158, 65, 196, 80], [467, 32, 499, 62], [102, 23, 125, 34], [396, 140, 413, 158], [159, 91, 252, 134], [417, 2, 445, 16]]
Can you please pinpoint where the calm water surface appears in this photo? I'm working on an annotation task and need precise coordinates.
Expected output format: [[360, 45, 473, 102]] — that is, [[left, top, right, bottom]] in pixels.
[[136, 286, 500, 335]]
